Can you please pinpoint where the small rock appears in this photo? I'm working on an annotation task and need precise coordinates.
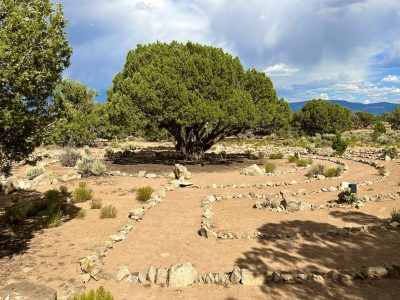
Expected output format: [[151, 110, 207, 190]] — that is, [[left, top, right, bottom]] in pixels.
[[155, 268, 168, 285], [229, 266, 242, 284], [147, 265, 157, 283], [240, 269, 265, 285], [168, 262, 198, 288], [116, 266, 130, 282]]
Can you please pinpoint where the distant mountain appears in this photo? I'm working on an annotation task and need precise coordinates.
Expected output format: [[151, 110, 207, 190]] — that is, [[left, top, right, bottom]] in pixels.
[[289, 100, 399, 115]]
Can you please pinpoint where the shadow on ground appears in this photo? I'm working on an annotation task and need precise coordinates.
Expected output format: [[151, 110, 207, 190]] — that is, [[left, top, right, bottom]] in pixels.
[[234, 210, 400, 299]]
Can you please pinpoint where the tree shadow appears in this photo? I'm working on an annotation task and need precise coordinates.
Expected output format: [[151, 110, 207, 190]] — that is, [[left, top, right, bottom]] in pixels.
[[235, 210, 400, 299], [0, 189, 80, 259]]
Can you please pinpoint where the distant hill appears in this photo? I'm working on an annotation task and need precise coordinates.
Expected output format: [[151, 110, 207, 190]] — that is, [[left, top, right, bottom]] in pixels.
[[289, 100, 399, 115]]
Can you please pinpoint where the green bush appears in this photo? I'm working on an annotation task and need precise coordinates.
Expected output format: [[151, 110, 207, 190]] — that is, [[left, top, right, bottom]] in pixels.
[[60, 185, 68, 195], [73, 182, 93, 203], [383, 147, 398, 159], [332, 134, 348, 155], [378, 166, 387, 176], [100, 205, 117, 219], [307, 164, 326, 178], [264, 162, 276, 173], [44, 189, 61, 202], [68, 286, 114, 300], [288, 155, 297, 163], [27, 166, 45, 180], [324, 166, 344, 178], [5, 204, 27, 224], [43, 207, 64, 228], [104, 148, 114, 158], [295, 157, 313, 167], [121, 141, 136, 151], [391, 208, 400, 223], [337, 190, 361, 204], [90, 199, 102, 209], [75, 208, 87, 219], [269, 152, 284, 159], [59, 149, 82, 167], [136, 186, 154, 202], [76, 156, 107, 177]]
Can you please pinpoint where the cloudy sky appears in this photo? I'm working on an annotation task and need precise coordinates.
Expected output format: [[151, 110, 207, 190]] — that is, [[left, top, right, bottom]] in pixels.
[[60, 0, 400, 104]]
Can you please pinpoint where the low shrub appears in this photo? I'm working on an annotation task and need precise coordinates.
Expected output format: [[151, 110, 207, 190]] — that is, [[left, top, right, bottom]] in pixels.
[[269, 152, 284, 159], [100, 205, 117, 219], [121, 141, 136, 151], [27, 166, 45, 180], [337, 189, 361, 204], [5, 204, 27, 224], [264, 162, 276, 173], [307, 164, 326, 178], [295, 157, 313, 167], [44, 209, 64, 228], [90, 199, 102, 209], [378, 166, 387, 176], [76, 156, 107, 177], [324, 166, 344, 178], [288, 155, 297, 163], [59, 149, 82, 167], [383, 146, 398, 159], [391, 208, 400, 223], [332, 134, 348, 155], [59, 185, 68, 195], [44, 189, 61, 202], [73, 182, 93, 203], [104, 148, 114, 158], [68, 286, 114, 300], [136, 186, 154, 202], [75, 208, 87, 219]]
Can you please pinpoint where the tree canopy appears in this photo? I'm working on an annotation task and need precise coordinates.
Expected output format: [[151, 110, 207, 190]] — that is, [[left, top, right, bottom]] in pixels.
[[292, 99, 353, 135], [0, 0, 71, 174], [108, 41, 285, 158]]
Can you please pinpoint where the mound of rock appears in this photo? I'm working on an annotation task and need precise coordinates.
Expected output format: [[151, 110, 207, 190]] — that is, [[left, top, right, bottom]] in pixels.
[[241, 164, 264, 176], [173, 164, 192, 180]]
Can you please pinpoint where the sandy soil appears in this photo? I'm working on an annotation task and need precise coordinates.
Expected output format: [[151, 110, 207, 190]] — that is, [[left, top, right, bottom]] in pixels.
[[0, 147, 399, 300]]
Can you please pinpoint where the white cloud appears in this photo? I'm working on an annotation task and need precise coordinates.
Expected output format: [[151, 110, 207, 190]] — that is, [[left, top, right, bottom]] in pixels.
[[381, 75, 400, 82], [264, 63, 299, 76]]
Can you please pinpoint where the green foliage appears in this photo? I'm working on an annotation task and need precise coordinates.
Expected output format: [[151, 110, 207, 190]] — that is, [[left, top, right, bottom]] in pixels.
[[27, 166, 45, 180], [391, 208, 400, 223], [324, 167, 344, 178], [104, 148, 114, 158], [5, 204, 27, 224], [307, 164, 326, 178], [332, 134, 348, 155], [76, 155, 107, 177], [108, 41, 264, 159], [75, 208, 86, 219], [352, 112, 377, 129], [73, 182, 93, 203], [121, 141, 136, 151], [0, 0, 71, 175], [59, 185, 68, 195], [294, 157, 313, 167], [269, 152, 284, 159], [264, 162, 276, 173], [68, 286, 114, 300], [100, 205, 117, 219], [43, 208, 64, 228], [383, 146, 398, 159], [292, 99, 353, 135], [59, 149, 82, 167], [288, 155, 298, 163], [90, 199, 102, 209], [136, 186, 154, 202], [337, 190, 361, 204], [382, 107, 400, 130], [374, 121, 387, 134], [378, 166, 387, 176]]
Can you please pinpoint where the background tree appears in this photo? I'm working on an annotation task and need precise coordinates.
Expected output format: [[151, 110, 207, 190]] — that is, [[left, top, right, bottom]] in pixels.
[[371, 121, 387, 142], [292, 99, 353, 135], [0, 0, 71, 174], [352, 112, 378, 129], [382, 106, 400, 130], [108, 41, 260, 159]]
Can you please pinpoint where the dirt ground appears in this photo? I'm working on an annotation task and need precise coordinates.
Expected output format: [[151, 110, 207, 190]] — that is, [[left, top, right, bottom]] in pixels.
[[0, 144, 399, 300]]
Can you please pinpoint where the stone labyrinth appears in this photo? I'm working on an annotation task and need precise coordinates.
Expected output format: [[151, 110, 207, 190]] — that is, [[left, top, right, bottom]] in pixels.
[[77, 147, 400, 295]]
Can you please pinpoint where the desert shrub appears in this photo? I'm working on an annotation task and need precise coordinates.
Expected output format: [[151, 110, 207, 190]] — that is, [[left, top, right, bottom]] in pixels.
[[136, 186, 154, 202], [337, 190, 361, 204], [100, 205, 117, 219], [288, 155, 297, 163], [383, 147, 398, 159], [68, 286, 114, 300], [121, 141, 136, 151], [5, 204, 27, 224], [391, 208, 400, 223], [104, 148, 114, 158], [269, 152, 284, 159], [59, 185, 68, 195], [59, 149, 82, 167], [44, 189, 61, 202], [27, 166, 45, 180], [73, 182, 93, 203], [44, 209, 64, 228], [295, 157, 313, 167], [90, 199, 102, 209], [75, 208, 87, 219], [332, 134, 348, 155], [264, 162, 276, 173], [324, 167, 343, 178], [378, 166, 387, 176], [76, 156, 107, 177], [307, 164, 326, 178]]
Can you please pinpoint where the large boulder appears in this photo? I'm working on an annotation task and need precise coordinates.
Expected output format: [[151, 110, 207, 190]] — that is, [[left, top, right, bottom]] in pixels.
[[80, 254, 104, 280], [173, 164, 192, 180], [0, 282, 56, 300], [241, 164, 264, 176], [168, 262, 197, 287]]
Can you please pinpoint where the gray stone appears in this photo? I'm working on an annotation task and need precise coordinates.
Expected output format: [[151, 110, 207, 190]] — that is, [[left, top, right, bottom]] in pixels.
[[129, 208, 145, 220], [168, 262, 198, 287], [241, 164, 264, 176], [0, 281, 57, 300], [361, 266, 388, 278], [298, 202, 312, 211], [80, 254, 104, 280], [281, 273, 294, 282], [240, 269, 266, 285], [229, 266, 242, 284], [272, 271, 281, 282], [155, 268, 168, 285], [116, 265, 130, 282], [147, 265, 157, 283], [80, 273, 91, 284], [173, 164, 192, 180]]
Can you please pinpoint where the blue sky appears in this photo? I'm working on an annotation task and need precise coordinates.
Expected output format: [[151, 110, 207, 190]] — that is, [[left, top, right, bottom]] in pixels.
[[60, 0, 400, 104]]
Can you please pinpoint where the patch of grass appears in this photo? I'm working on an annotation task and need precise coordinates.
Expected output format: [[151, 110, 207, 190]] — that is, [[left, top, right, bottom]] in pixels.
[[27, 166, 45, 180], [100, 205, 117, 219], [59, 185, 68, 195], [43, 208, 64, 228], [90, 199, 102, 209], [288, 155, 297, 163], [324, 166, 344, 178], [44, 189, 61, 202], [73, 182, 93, 203], [75, 208, 87, 219], [269, 152, 284, 159], [290, 156, 313, 167], [391, 208, 400, 223], [5, 204, 27, 224], [136, 186, 154, 202], [264, 162, 276, 173], [68, 286, 114, 300], [307, 164, 326, 178], [59, 149, 82, 167], [121, 141, 136, 151]]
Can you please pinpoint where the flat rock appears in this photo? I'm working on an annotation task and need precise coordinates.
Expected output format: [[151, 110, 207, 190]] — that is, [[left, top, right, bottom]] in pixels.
[[240, 269, 266, 285], [0, 282, 56, 300], [168, 262, 197, 287]]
